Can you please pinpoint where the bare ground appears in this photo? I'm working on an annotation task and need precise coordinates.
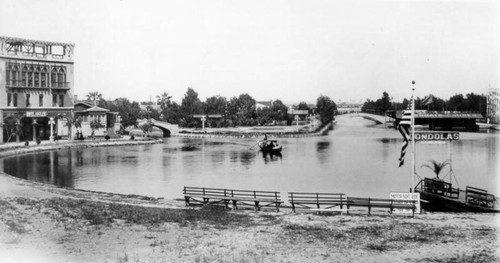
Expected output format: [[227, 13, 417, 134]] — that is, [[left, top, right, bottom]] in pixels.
[[0, 173, 499, 263]]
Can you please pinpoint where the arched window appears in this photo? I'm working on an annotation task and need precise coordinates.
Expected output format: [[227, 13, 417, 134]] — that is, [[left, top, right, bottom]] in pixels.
[[39, 94, 44, 107], [22, 65, 29, 87], [27, 66, 34, 87], [6, 64, 11, 84], [12, 65, 19, 86], [51, 66, 58, 87], [13, 93, 18, 107], [41, 67, 48, 87], [34, 66, 41, 87], [58, 67, 66, 88], [26, 93, 31, 107]]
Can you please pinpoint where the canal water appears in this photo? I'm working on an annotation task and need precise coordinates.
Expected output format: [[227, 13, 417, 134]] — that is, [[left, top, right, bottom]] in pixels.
[[2, 114, 498, 201]]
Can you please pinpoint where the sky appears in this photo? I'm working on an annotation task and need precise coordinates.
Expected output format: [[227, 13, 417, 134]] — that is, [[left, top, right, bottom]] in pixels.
[[1, 0, 498, 104]]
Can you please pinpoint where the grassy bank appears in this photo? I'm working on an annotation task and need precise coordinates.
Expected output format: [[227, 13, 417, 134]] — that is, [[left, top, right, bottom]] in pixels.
[[1, 192, 498, 263]]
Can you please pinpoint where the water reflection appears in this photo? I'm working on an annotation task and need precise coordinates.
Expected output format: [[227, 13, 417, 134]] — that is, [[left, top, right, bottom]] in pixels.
[[262, 152, 282, 164], [2, 115, 497, 199], [316, 141, 330, 152]]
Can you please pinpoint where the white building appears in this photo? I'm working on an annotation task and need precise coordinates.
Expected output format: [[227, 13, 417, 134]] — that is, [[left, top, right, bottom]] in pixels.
[[486, 88, 499, 123]]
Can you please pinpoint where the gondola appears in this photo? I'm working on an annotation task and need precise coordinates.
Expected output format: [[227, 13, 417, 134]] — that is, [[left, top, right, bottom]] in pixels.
[[258, 139, 282, 154]]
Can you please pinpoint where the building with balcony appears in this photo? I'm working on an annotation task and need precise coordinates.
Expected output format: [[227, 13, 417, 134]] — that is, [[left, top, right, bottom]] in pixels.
[[0, 36, 75, 142]]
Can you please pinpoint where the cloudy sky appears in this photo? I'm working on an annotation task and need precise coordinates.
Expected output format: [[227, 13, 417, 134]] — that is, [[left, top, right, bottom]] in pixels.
[[1, 0, 498, 104]]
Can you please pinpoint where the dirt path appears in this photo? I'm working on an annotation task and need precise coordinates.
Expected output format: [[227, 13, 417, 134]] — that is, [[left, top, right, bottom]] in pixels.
[[1, 172, 499, 263]]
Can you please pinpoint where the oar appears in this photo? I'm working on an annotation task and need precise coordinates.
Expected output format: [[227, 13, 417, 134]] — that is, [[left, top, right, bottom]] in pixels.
[[249, 140, 262, 150]]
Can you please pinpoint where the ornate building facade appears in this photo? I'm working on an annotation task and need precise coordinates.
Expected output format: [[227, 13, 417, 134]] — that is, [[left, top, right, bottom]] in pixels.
[[486, 88, 499, 124], [0, 36, 75, 142]]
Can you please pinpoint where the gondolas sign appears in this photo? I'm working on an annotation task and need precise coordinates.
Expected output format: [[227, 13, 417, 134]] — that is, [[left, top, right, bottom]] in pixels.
[[411, 132, 459, 141]]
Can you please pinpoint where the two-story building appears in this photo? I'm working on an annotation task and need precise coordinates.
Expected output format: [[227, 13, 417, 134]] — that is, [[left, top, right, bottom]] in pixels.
[[0, 36, 75, 142]]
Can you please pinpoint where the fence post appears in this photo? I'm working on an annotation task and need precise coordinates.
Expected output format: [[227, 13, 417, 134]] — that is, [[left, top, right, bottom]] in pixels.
[[316, 193, 320, 209], [368, 197, 371, 215]]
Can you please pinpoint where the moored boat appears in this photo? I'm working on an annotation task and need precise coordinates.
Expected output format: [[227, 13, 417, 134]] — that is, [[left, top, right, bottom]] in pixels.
[[414, 177, 500, 213], [397, 87, 498, 213]]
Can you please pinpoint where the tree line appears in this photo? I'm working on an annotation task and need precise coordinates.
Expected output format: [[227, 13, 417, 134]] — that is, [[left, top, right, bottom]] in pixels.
[[361, 91, 487, 116], [92, 88, 338, 129]]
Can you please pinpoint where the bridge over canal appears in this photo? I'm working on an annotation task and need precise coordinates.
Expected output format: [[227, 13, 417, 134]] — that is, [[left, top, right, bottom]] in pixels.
[[137, 119, 179, 137]]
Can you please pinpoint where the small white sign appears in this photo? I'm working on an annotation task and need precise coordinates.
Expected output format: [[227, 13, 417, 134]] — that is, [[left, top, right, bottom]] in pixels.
[[26, 111, 47, 117], [390, 192, 420, 214]]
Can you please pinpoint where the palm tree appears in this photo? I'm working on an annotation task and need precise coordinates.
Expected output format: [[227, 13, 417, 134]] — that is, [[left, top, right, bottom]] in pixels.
[[63, 114, 82, 140], [86, 92, 102, 106], [421, 160, 450, 180]]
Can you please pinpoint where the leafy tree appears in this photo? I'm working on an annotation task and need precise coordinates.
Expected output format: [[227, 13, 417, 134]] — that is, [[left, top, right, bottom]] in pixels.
[[205, 95, 227, 115], [298, 102, 311, 113], [165, 102, 183, 125], [447, 94, 466, 111], [139, 119, 154, 135], [226, 96, 240, 126], [204, 95, 228, 128], [465, 93, 487, 115], [271, 99, 288, 122], [89, 119, 105, 140], [140, 105, 160, 120], [316, 95, 337, 125], [107, 98, 141, 127], [181, 88, 202, 127], [361, 99, 377, 113], [236, 93, 257, 126], [377, 91, 392, 113], [255, 107, 273, 125], [3, 116, 21, 142]]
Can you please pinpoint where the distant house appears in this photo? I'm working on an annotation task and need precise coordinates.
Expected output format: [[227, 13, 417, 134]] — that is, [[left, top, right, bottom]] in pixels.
[[255, 101, 272, 109], [337, 102, 362, 114], [487, 88, 499, 123], [57, 101, 120, 138], [139, 102, 161, 111]]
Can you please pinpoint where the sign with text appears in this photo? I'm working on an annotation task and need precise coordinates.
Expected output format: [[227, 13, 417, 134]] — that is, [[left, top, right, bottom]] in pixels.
[[26, 111, 47, 117], [390, 192, 420, 214], [412, 132, 459, 141]]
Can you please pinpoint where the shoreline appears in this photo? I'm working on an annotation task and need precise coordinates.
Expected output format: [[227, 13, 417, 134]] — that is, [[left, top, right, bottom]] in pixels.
[[1, 169, 499, 262], [0, 130, 499, 262], [0, 137, 162, 158]]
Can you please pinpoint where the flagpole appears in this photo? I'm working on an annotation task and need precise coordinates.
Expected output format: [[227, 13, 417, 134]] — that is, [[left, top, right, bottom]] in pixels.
[[411, 83, 416, 192]]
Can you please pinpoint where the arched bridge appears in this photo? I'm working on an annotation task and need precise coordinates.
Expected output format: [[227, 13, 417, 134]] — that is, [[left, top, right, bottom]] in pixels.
[[137, 119, 179, 137], [353, 113, 387, 124]]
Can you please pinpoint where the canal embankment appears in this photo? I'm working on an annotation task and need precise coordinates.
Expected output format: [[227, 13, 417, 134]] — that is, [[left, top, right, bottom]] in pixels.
[[0, 137, 162, 158]]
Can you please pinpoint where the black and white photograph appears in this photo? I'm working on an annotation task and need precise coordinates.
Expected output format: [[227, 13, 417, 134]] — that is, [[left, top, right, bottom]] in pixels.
[[0, 0, 498, 262]]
